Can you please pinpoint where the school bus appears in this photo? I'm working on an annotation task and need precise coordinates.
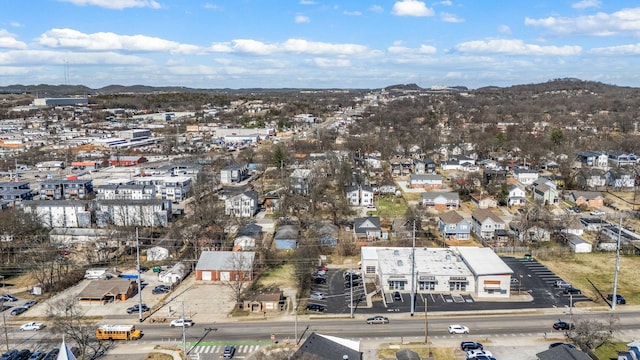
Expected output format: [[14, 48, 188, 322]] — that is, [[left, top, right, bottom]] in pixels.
[[95, 324, 143, 340]]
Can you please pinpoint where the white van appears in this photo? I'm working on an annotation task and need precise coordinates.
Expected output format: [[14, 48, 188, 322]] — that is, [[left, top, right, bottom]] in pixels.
[[84, 268, 109, 280]]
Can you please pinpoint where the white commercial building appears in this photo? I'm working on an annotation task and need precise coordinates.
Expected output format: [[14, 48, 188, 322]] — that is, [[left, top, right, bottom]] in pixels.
[[360, 246, 513, 298]]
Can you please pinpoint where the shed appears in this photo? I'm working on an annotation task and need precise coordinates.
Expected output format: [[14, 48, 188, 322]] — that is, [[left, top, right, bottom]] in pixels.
[[566, 235, 593, 253], [158, 262, 188, 284]]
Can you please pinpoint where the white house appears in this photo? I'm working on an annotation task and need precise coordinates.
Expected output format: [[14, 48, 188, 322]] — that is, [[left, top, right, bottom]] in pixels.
[[513, 168, 539, 185], [224, 191, 259, 217], [508, 184, 526, 206], [566, 235, 592, 253], [158, 262, 188, 284]]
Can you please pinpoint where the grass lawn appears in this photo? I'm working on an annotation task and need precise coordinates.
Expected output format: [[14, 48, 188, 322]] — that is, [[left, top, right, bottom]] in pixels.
[[256, 264, 297, 289], [594, 341, 628, 360], [376, 195, 409, 217]]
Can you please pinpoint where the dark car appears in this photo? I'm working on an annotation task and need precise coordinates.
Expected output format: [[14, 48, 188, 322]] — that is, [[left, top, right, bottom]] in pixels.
[[10, 307, 28, 316], [306, 303, 325, 312], [0, 294, 18, 302], [152, 285, 170, 294], [0, 350, 18, 360], [23, 300, 38, 309], [223, 345, 236, 359], [313, 277, 327, 285], [563, 287, 581, 295], [43, 349, 59, 360], [126, 304, 150, 314], [393, 291, 402, 301], [549, 342, 576, 349], [344, 279, 362, 288], [461, 341, 483, 351], [607, 294, 626, 304], [13, 350, 31, 360], [553, 321, 575, 330], [27, 350, 46, 360]]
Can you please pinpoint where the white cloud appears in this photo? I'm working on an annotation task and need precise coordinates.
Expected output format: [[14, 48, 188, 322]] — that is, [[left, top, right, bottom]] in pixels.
[[441, 12, 463, 23], [208, 38, 371, 56], [203, 3, 222, 10], [57, 0, 161, 10], [369, 5, 384, 13], [572, 0, 600, 9], [295, 15, 310, 23], [525, 7, 640, 36], [9, 22, 22, 28], [38, 28, 202, 54], [312, 58, 351, 67], [454, 39, 582, 56], [0, 29, 27, 49], [344, 11, 362, 16], [391, 0, 434, 17], [0, 49, 151, 66], [498, 25, 511, 34], [590, 43, 640, 55], [387, 44, 437, 54], [436, 0, 452, 5], [299, 0, 316, 4]]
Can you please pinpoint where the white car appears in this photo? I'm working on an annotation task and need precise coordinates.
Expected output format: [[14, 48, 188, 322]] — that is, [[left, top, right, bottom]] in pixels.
[[448, 324, 469, 334], [310, 292, 325, 300], [590, 210, 605, 216], [20, 322, 44, 331], [170, 318, 194, 328], [466, 349, 493, 359]]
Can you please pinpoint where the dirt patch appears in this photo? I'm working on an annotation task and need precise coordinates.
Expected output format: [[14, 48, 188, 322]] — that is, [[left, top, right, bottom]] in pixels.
[[256, 264, 297, 289]]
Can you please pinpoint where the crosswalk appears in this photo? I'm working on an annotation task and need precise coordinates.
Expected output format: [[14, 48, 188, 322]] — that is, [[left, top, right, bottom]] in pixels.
[[190, 344, 262, 355]]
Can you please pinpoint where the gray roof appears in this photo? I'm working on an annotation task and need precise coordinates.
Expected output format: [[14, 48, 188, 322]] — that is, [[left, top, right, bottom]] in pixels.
[[274, 225, 299, 240], [292, 332, 361, 360], [536, 344, 591, 360], [76, 279, 133, 300], [195, 251, 255, 271], [455, 247, 513, 276]]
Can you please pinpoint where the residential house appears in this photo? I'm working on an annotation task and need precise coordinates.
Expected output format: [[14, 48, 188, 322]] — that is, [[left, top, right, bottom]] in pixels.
[[274, 225, 299, 250], [536, 342, 591, 360], [483, 169, 508, 185], [608, 150, 637, 167], [158, 262, 188, 284], [440, 156, 477, 172], [0, 181, 32, 205], [575, 168, 606, 190], [569, 191, 604, 208], [561, 218, 585, 236], [390, 159, 402, 177], [233, 223, 263, 251], [242, 289, 284, 313], [391, 218, 414, 242], [220, 164, 249, 184], [420, 191, 460, 210], [413, 158, 436, 174], [309, 220, 339, 247], [533, 183, 559, 205], [508, 184, 527, 206], [132, 176, 191, 202], [290, 168, 313, 195], [470, 193, 498, 209], [510, 222, 551, 242], [195, 251, 255, 281], [438, 211, 471, 240], [225, 190, 259, 217], [346, 185, 374, 206], [471, 209, 506, 240], [575, 150, 608, 168], [605, 168, 635, 189], [96, 199, 171, 227], [353, 216, 382, 240], [513, 168, 539, 185], [409, 174, 443, 190]]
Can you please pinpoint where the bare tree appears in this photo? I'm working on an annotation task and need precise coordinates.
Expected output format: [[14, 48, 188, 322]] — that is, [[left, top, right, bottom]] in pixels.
[[565, 315, 620, 352], [223, 252, 254, 309], [46, 297, 111, 360]]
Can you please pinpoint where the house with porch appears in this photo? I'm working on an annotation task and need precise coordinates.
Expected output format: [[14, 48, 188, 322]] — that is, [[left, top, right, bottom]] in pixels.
[[471, 209, 506, 240], [420, 191, 460, 210], [508, 184, 526, 206], [569, 191, 604, 208], [438, 211, 471, 240], [409, 174, 443, 190], [353, 216, 382, 240]]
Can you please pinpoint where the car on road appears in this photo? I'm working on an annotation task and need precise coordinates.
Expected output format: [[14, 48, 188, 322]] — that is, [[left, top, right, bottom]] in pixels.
[[563, 287, 581, 295], [448, 324, 469, 334], [20, 322, 44, 331], [466, 349, 493, 359], [553, 321, 575, 330], [460, 342, 483, 351], [310, 292, 325, 300], [126, 303, 150, 314], [607, 294, 626, 304], [10, 307, 28, 316], [223, 345, 236, 359], [22, 300, 37, 309], [0, 294, 18, 302], [170, 318, 194, 328], [549, 342, 576, 349], [306, 303, 325, 312], [366, 316, 389, 324]]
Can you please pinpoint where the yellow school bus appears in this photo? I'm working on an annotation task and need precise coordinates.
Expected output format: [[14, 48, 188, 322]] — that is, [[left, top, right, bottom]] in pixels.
[[95, 324, 143, 340]]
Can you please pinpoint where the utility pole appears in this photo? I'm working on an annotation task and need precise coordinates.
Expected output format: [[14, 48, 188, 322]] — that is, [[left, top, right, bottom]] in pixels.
[[136, 227, 143, 322], [349, 260, 354, 318], [612, 214, 622, 310], [410, 220, 416, 316], [182, 301, 187, 355], [1, 300, 7, 351]]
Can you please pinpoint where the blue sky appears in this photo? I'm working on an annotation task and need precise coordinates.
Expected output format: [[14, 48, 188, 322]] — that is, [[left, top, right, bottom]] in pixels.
[[1, 0, 640, 89]]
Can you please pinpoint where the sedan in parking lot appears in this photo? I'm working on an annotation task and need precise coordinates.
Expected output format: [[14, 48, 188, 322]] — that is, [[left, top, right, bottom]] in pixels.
[[22, 300, 37, 309], [310, 292, 325, 300], [448, 324, 469, 334], [306, 303, 325, 312], [563, 287, 581, 295], [607, 294, 626, 304], [10, 307, 28, 316], [466, 349, 493, 359], [366, 316, 389, 324], [460, 341, 483, 351]]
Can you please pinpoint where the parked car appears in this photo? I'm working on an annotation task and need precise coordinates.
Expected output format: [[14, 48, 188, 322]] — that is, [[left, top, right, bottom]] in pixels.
[[590, 210, 605, 216], [607, 294, 626, 304], [553, 321, 575, 330], [0, 294, 18, 302], [393, 291, 402, 301], [366, 316, 389, 324], [22, 300, 37, 309], [306, 303, 325, 312], [13, 349, 31, 360], [170, 318, 194, 327], [20, 322, 44, 331], [563, 287, 581, 295], [469, 356, 496, 360], [27, 350, 46, 360], [344, 279, 362, 288], [466, 349, 493, 359], [11, 307, 28, 316], [223, 345, 236, 359], [448, 324, 469, 334], [310, 292, 325, 300], [0, 350, 18, 360], [43, 349, 59, 360], [554, 280, 572, 289], [126, 304, 150, 314], [549, 342, 576, 349], [152, 285, 170, 294], [460, 341, 483, 351], [313, 276, 327, 285]]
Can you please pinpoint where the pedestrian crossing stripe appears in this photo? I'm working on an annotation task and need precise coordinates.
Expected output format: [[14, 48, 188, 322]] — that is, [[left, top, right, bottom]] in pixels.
[[192, 345, 262, 354]]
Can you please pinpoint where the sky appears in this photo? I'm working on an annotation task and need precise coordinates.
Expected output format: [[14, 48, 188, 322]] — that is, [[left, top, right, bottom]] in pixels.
[[1, 0, 640, 89]]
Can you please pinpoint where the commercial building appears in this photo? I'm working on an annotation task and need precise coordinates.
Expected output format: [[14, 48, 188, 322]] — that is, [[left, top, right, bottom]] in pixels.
[[360, 246, 513, 298]]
